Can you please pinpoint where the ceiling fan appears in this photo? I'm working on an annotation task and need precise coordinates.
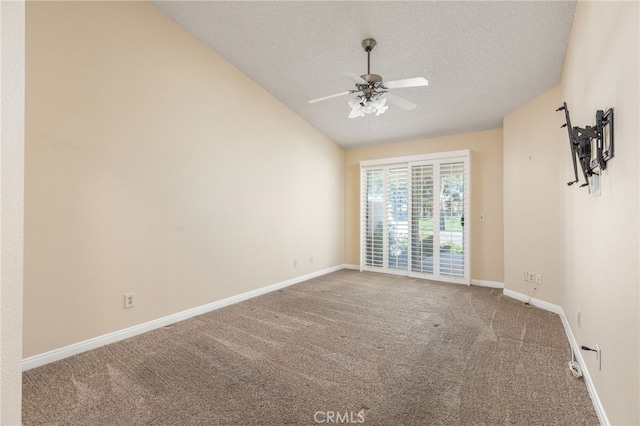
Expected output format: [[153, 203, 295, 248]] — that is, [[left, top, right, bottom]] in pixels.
[[309, 38, 429, 118]]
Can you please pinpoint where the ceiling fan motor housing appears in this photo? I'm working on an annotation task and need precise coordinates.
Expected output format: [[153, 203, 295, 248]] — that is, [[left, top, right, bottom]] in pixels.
[[358, 74, 384, 100], [361, 74, 382, 83]]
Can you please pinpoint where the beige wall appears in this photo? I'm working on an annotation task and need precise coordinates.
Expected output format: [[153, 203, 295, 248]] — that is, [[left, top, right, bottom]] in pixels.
[[560, 1, 639, 423], [503, 85, 563, 305], [24, 2, 344, 357], [1, 1, 25, 423], [344, 129, 504, 283], [504, 1, 639, 423]]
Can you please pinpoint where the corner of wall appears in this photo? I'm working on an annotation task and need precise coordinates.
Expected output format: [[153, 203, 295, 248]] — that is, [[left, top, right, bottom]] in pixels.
[[502, 84, 564, 307], [0, 1, 26, 424]]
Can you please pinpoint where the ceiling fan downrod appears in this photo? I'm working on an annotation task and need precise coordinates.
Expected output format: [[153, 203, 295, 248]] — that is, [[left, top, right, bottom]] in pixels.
[[361, 38, 376, 76], [359, 38, 383, 101]]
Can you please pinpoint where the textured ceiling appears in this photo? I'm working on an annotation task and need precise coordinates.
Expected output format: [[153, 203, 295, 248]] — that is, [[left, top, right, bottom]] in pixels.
[[151, 1, 576, 148]]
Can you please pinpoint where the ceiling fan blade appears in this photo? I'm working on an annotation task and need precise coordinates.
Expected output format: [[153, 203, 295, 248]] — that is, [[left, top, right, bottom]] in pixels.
[[343, 72, 367, 85], [384, 92, 417, 111], [309, 91, 351, 104], [384, 77, 429, 89]]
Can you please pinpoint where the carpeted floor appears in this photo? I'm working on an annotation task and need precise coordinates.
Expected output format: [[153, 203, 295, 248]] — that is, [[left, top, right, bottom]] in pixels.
[[22, 270, 599, 425]]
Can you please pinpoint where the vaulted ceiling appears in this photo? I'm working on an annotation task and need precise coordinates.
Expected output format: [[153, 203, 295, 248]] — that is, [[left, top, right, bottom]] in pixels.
[[151, 1, 576, 148]]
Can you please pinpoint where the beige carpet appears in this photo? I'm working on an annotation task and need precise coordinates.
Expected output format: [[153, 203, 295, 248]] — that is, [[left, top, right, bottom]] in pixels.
[[23, 270, 598, 425]]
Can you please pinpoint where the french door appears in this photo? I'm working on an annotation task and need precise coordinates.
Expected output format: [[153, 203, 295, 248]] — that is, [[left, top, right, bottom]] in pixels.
[[360, 151, 470, 285]]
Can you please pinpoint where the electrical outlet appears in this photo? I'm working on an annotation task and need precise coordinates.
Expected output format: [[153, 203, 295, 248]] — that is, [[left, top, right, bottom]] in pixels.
[[294, 259, 298, 267], [596, 344, 601, 370], [522, 270, 528, 281], [577, 311, 582, 328], [310, 255, 314, 264], [534, 273, 543, 285], [124, 292, 135, 309], [527, 272, 535, 283]]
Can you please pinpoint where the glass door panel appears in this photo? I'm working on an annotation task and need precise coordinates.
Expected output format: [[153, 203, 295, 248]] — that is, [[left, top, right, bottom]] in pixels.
[[411, 165, 434, 274], [438, 162, 465, 277], [364, 169, 384, 267], [387, 167, 408, 270]]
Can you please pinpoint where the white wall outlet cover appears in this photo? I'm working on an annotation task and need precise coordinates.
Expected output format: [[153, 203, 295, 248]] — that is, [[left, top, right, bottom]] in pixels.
[[124, 293, 135, 309]]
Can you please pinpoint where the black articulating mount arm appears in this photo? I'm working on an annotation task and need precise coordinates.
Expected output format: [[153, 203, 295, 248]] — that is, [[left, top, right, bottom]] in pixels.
[[556, 102, 614, 189]]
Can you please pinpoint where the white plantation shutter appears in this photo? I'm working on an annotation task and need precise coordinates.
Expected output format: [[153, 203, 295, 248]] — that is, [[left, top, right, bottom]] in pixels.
[[410, 164, 435, 274], [361, 166, 408, 272], [363, 169, 384, 268], [438, 161, 466, 278], [361, 151, 470, 285], [386, 167, 408, 271]]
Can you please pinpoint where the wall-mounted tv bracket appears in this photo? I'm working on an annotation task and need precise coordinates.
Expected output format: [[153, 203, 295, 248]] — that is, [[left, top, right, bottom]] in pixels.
[[556, 102, 614, 188]]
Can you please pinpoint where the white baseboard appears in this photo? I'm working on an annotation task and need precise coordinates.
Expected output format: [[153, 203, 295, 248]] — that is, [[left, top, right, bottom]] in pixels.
[[342, 263, 360, 270], [502, 288, 609, 426], [557, 307, 610, 426], [22, 264, 346, 371], [502, 288, 563, 315], [471, 279, 504, 288]]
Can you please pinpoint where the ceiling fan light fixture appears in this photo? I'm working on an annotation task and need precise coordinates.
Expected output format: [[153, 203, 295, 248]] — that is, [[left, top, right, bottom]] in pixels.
[[309, 38, 427, 118], [372, 96, 388, 115], [347, 98, 364, 118], [348, 95, 388, 118]]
